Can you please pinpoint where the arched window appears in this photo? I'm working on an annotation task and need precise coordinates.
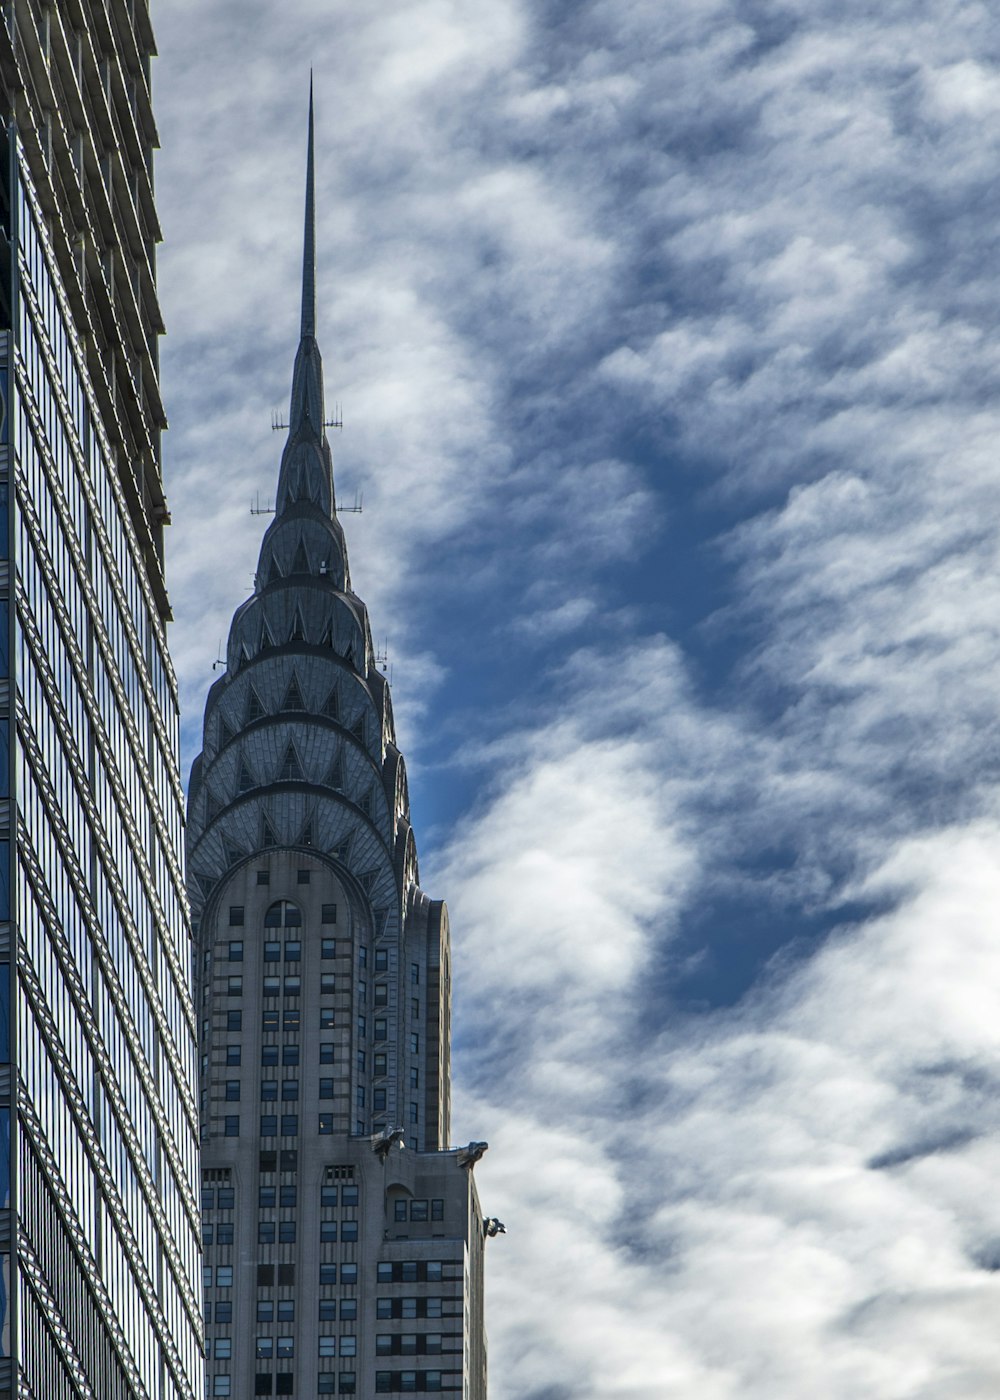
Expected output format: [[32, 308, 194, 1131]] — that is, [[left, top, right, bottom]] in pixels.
[[264, 900, 302, 929]]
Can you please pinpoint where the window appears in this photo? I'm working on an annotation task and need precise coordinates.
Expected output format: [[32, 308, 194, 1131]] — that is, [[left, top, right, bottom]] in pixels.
[[340, 1336, 357, 1357], [278, 1263, 295, 1285], [279, 1185, 297, 1208], [217, 1266, 233, 1287], [426, 1261, 442, 1281], [218, 1188, 235, 1209], [320, 1043, 335, 1063], [410, 1033, 419, 1053], [264, 942, 280, 962], [217, 1223, 234, 1244], [374, 1020, 387, 1041], [258, 1302, 274, 1322], [321, 1185, 337, 1207], [284, 1010, 300, 1030], [376, 1298, 392, 1318], [203, 1224, 214, 1245], [411, 1200, 428, 1222], [321, 974, 336, 994], [283, 1044, 300, 1065], [257, 870, 270, 885], [255, 1376, 273, 1396], [214, 1379, 231, 1397], [263, 978, 281, 998], [262, 1011, 279, 1031], [203, 1266, 212, 1290], [374, 1089, 386, 1111], [319, 1264, 337, 1285], [319, 1300, 336, 1321], [426, 1298, 443, 1318], [410, 1068, 419, 1090], [261, 1081, 278, 1101], [401, 1373, 417, 1392], [265, 900, 301, 927], [357, 1050, 366, 1072], [224, 1116, 239, 1136], [277, 1337, 294, 1358], [259, 1151, 277, 1173], [319, 1078, 334, 1099], [202, 1188, 215, 1210], [341, 1263, 358, 1284], [285, 977, 301, 995], [410, 962, 419, 984], [342, 1186, 359, 1206], [258, 1264, 275, 1286], [226, 1045, 241, 1066], [375, 950, 388, 972], [216, 1302, 233, 1323], [374, 1053, 387, 1075], [376, 1376, 391, 1394], [228, 941, 243, 961], [259, 1221, 275, 1243], [321, 1009, 336, 1029], [318, 1377, 335, 1395], [262, 1046, 279, 1067], [356, 1086, 365, 1108], [339, 1374, 356, 1394], [280, 1152, 298, 1173], [376, 1335, 391, 1354], [425, 1372, 442, 1392], [229, 906, 245, 926], [319, 1114, 334, 1134], [401, 1263, 417, 1281], [256, 1337, 273, 1358], [426, 1336, 443, 1355], [279, 1222, 296, 1243], [260, 1115, 277, 1137], [224, 1081, 240, 1101], [285, 941, 301, 961], [278, 1300, 295, 1322], [341, 1300, 357, 1320], [318, 1337, 336, 1357], [409, 1103, 419, 1124], [227, 1011, 242, 1031], [359, 947, 368, 967], [321, 938, 336, 959], [320, 1221, 337, 1242], [394, 1199, 407, 1222], [321, 903, 337, 923], [342, 1221, 358, 1242], [411, 998, 419, 1017], [216, 1339, 232, 1360], [297, 869, 311, 884], [374, 985, 388, 1006], [431, 1199, 444, 1220], [276, 1376, 293, 1396], [282, 1080, 299, 1100], [280, 1115, 298, 1136]]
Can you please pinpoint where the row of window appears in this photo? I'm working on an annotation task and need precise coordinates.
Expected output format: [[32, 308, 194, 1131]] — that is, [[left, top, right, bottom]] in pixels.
[[222, 1043, 414, 1083], [214, 1007, 421, 1044], [205, 1262, 363, 1288], [226, 937, 338, 959], [215, 974, 336, 994], [229, 896, 337, 922]]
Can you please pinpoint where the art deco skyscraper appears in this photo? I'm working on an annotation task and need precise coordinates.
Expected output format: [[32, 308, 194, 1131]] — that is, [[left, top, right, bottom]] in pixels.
[[0, 4, 203, 1400], [187, 95, 490, 1400]]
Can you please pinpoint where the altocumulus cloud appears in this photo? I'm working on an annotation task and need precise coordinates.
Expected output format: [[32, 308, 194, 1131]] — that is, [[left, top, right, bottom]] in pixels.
[[154, 0, 1000, 1393]]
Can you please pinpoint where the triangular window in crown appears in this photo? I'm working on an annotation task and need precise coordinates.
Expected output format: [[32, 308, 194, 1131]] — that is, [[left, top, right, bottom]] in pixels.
[[326, 754, 344, 791], [350, 714, 366, 745], [217, 714, 235, 749], [223, 840, 245, 869], [298, 813, 315, 848], [344, 643, 356, 668], [330, 832, 353, 864], [261, 616, 278, 650], [245, 687, 265, 723], [195, 873, 216, 901], [322, 684, 340, 721], [291, 539, 310, 576], [358, 786, 373, 818], [319, 619, 335, 649], [289, 608, 307, 643], [205, 790, 221, 822], [281, 674, 306, 713], [261, 814, 279, 849], [358, 869, 377, 894], [237, 760, 255, 794], [267, 552, 283, 584], [373, 906, 390, 937], [278, 743, 303, 782]]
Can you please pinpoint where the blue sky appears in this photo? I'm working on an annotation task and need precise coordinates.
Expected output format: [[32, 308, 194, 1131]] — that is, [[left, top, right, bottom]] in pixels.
[[156, 1, 1000, 1394]]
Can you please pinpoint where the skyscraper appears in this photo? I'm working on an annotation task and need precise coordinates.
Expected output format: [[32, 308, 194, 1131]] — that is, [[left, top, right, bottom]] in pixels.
[[186, 94, 490, 1400], [0, 3, 203, 1400]]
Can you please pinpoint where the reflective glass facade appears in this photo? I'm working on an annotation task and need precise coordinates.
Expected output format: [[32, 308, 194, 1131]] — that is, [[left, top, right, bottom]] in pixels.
[[0, 134, 203, 1400]]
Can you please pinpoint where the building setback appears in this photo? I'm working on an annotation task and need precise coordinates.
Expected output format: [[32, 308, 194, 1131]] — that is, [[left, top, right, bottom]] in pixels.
[[0, 3, 203, 1400], [186, 94, 490, 1400]]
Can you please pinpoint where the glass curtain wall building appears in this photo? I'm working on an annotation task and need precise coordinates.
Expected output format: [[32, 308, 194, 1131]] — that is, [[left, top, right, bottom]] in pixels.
[[0, 4, 203, 1400], [187, 95, 491, 1400]]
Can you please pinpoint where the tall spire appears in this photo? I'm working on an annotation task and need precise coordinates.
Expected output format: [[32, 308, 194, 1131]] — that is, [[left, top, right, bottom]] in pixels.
[[276, 78, 335, 518], [301, 72, 315, 340]]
